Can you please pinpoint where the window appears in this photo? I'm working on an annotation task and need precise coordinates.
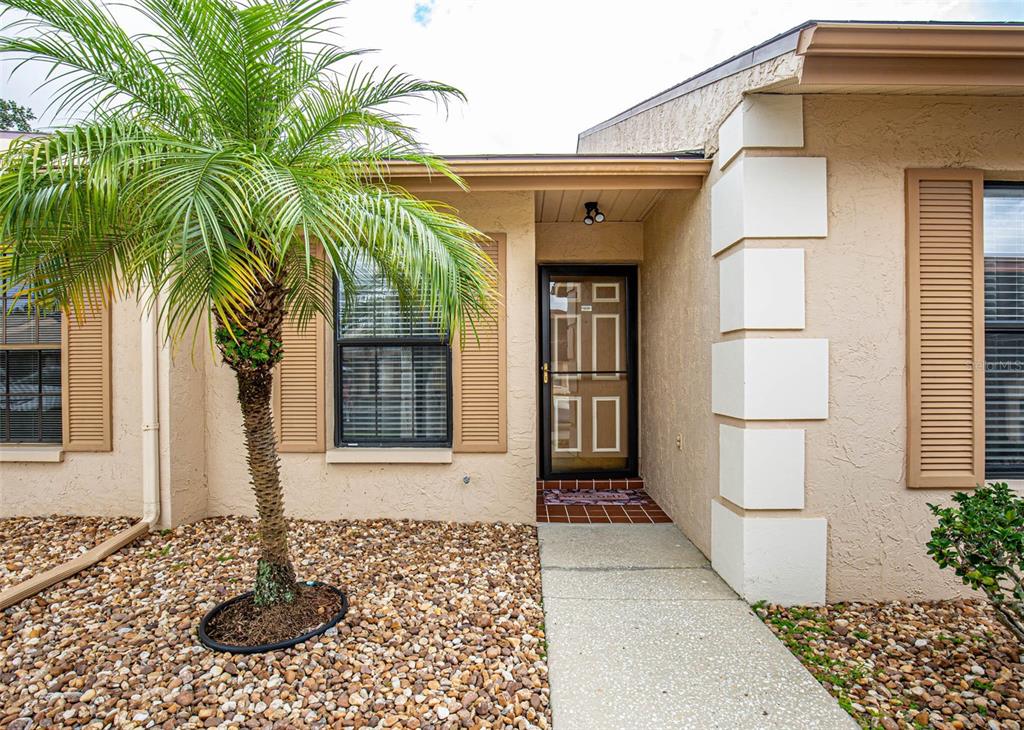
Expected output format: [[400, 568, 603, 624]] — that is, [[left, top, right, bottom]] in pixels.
[[1, 284, 62, 443], [984, 182, 1024, 477], [334, 261, 451, 447]]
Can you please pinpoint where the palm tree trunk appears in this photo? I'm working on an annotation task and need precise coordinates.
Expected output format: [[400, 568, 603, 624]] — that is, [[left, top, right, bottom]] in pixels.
[[235, 365, 297, 605], [216, 275, 296, 607]]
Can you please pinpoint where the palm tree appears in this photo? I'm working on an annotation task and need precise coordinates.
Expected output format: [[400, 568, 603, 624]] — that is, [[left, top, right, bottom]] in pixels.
[[0, 0, 493, 608]]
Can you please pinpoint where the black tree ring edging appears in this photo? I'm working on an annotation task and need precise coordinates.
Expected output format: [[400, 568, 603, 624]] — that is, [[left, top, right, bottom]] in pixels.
[[197, 581, 349, 654]]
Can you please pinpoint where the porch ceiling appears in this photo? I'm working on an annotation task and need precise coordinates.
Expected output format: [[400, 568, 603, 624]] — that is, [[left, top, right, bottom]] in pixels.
[[534, 189, 665, 223]]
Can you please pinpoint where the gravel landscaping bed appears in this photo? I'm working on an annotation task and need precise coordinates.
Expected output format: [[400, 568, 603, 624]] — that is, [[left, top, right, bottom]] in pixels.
[[0, 515, 135, 591], [757, 600, 1024, 730], [1, 517, 550, 729]]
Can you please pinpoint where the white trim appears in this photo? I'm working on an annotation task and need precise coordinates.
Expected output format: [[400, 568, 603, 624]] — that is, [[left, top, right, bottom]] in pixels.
[[718, 248, 806, 332], [591, 282, 620, 303], [711, 500, 827, 605], [710, 157, 828, 255], [719, 425, 805, 509], [325, 447, 453, 464], [553, 396, 582, 453], [591, 313, 621, 380], [718, 95, 804, 170], [711, 338, 829, 420], [591, 396, 621, 453], [552, 313, 582, 378], [0, 445, 64, 463], [550, 282, 581, 312]]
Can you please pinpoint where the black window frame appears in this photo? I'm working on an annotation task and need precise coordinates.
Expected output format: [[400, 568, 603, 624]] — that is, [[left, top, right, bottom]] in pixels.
[[983, 180, 1024, 479], [332, 276, 453, 449], [0, 286, 63, 445]]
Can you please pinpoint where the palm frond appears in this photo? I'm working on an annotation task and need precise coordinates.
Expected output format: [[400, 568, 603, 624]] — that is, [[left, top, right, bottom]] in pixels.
[[0, 0, 492, 349]]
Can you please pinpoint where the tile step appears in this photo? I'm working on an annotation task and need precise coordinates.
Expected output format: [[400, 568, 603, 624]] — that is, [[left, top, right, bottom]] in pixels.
[[537, 478, 644, 491]]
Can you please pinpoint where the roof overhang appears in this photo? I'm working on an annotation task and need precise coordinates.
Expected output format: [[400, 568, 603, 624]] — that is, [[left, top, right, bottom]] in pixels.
[[384, 154, 712, 192], [579, 21, 1024, 141], [795, 22, 1024, 89]]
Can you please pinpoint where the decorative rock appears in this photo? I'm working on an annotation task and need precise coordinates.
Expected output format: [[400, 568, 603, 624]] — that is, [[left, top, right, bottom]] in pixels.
[[0, 517, 551, 729], [757, 599, 1024, 730]]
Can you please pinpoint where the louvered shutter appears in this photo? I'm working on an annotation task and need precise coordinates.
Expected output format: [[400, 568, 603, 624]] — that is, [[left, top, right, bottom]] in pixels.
[[453, 233, 507, 453], [62, 301, 111, 451], [274, 314, 325, 452], [906, 169, 985, 488]]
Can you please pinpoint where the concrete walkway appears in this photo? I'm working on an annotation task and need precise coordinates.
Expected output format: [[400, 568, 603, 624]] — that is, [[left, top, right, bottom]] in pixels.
[[539, 524, 856, 730]]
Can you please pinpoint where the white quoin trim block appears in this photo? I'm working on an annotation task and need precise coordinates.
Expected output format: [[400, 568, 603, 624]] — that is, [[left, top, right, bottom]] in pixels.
[[711, 500, 827, 605], [712, 338, 829, 420], [710, 157, 828, 255], [719, 425, 805, 509], [719, 248, 805, 332], [718, 95, 804, 169]]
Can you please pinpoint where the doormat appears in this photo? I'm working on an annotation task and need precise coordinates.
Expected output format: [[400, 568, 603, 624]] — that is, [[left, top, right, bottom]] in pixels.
[[543, 489, 651, 506]]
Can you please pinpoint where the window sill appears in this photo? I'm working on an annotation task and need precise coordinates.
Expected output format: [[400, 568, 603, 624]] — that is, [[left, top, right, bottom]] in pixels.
[[0, 445, 64, 463], [326, 447, 453, 465]]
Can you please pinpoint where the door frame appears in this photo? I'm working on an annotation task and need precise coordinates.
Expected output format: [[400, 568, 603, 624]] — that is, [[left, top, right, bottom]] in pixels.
[[538, 264, 639, 480]]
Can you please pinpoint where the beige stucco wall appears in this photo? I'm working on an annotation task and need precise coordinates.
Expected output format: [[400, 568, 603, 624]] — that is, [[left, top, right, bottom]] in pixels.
[[592, 91, 1024, 601], [638, 189, 716, 554], [536, 222, 643, 263], [795, 94, 1024, 601], [204, 191, 538, 524], [0, 298, 144, 517]]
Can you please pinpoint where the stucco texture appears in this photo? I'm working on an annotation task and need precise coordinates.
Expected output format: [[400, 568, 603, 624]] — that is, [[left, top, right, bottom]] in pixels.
[[638, 188, 717, 556], [204, 191, 538, 524], [796, 95, 1024, 601], [0, 298, 143, 518], [536, 222, 643, 263], [594, 91, 1024, 601], [577, 53, 801, 156]]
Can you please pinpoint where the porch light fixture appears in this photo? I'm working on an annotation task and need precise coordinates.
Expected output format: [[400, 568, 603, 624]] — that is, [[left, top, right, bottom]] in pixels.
[[583, 201, 605, 225]]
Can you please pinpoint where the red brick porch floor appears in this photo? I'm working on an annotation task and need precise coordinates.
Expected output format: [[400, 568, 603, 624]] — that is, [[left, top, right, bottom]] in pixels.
[[536, 479, 672, 524]]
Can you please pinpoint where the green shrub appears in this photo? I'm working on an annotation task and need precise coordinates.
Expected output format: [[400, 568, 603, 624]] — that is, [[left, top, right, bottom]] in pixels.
[[928, 482, 1024, 642]]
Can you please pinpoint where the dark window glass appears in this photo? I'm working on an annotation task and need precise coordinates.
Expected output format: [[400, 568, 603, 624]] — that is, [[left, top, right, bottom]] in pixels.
[[1, 284, 61, 346], [0, 349, 63, 443], [0, 285, 62, 444], [335, 261, 450, 447], [984, 183, 1024, 477]]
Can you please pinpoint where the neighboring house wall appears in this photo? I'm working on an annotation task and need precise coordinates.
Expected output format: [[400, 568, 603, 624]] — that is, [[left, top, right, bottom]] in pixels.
[[0, 298, 144, 517], [203, 191, 538, 524]]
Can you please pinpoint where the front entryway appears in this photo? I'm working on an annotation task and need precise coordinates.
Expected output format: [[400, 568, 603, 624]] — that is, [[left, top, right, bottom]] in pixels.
[[535, 478, 670, 524], [538, 266, 638, 480]]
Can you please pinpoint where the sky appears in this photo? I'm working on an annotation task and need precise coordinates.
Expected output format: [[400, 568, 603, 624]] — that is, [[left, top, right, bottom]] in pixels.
[[1, 0, 1022, 154]]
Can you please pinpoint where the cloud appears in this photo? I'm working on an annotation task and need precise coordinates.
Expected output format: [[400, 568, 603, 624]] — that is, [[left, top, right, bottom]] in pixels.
[[412, 1, 436, 27]]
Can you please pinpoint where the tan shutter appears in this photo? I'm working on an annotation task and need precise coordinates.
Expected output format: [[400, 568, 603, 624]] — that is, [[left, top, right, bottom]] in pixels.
[[453, 233, 507, 453], [906, 168, 985, 488], [62, 301, 111, 451], [274, 313, 325, 452]]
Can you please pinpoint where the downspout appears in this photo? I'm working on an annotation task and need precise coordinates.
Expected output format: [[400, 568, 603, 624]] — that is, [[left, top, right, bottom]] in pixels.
[[140, 299, 161, 527], [0, 301, 161, 610]]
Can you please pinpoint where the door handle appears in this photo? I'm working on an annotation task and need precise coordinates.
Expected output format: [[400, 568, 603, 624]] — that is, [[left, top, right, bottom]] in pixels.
[[542, 362, 549, 384]]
